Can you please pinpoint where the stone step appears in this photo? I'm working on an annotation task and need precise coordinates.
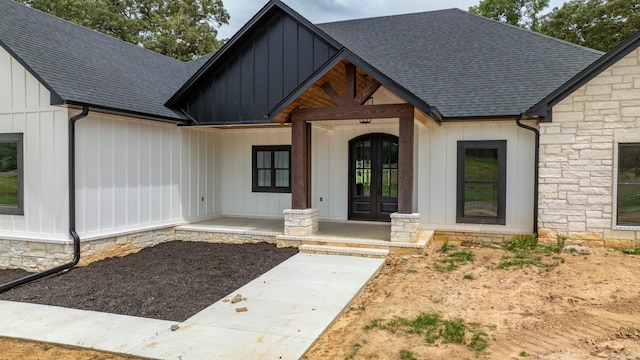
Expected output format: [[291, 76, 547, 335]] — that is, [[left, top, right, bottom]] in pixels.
[[278, 230, 434, 255], [298, 244, 389, 258]]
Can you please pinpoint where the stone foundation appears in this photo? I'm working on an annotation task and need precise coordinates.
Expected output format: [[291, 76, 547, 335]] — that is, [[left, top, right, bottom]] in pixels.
[[433, 230, 523, 246], [0, 225, 301, 272], [0, 228, 180, 272], [284, 209, 319, 236], [390, 213, 420, 242], [538, 228, 639, 248]]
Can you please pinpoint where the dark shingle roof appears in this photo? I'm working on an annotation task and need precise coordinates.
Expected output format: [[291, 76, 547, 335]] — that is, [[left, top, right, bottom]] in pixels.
[[0, 0, 605, 120], [317, 9, 604, 118], [526, 30, 640, 120], [0, 0, 195, 121]]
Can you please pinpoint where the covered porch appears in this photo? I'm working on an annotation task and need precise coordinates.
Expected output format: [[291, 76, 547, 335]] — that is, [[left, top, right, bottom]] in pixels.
[[270, 56, 442, 244]]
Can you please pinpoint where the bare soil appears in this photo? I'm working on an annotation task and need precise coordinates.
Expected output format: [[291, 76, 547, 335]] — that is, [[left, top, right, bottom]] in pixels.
[[304, 244, 640, 360], [2, 242, 640, 359]]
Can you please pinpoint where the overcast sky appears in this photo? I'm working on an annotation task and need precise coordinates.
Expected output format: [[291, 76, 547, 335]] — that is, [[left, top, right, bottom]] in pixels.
[[217, 0, 567, 39]]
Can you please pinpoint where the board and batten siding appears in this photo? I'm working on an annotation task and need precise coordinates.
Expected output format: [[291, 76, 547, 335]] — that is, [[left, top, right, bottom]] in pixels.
[[417, 121, 535, 233], [0, 47, 70, 241], [220, 127, 292, 217], [74, 113, 220, 237]]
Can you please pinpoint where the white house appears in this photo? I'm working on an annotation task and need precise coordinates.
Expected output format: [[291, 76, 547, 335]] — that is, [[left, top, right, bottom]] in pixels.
[[0, 0, 617, 272]]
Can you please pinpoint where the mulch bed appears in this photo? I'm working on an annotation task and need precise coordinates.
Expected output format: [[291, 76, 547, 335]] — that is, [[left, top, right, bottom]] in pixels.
[[0, 241, 298, 322]]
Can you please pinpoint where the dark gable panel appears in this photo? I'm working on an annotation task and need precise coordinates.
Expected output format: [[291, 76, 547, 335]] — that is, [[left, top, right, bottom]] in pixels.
[[282, 16, 299, 93], [227, 57, 242, 122], [240, 43, 255, 121], [298, 27, 314, 82], [313, 37, 329, 69], [181, 10, 339, 124], [213, 68, 228, 122], [268, 15, 284, 109], [253, 29, 270, 122]]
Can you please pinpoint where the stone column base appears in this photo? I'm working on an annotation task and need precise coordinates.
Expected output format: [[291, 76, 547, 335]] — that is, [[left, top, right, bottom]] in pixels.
[[391, 213, 420, 243], [284, 209, 319, 236]]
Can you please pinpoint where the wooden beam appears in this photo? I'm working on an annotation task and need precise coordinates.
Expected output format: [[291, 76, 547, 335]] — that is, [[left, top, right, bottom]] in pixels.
[[292, 103, 414, 122], [398, 116, 414, 214], [353, 79, 381, 105], [291, 119, 310, 209], [345, 63, 356, 101], [320, 81, 348, 106]]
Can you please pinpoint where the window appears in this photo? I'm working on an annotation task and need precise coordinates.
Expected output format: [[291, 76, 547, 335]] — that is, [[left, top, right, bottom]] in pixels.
[[252, 145, 291, 193], [617, 143, 640, 226], [457, 140, 506, 225], [0, 133, 23, 215]]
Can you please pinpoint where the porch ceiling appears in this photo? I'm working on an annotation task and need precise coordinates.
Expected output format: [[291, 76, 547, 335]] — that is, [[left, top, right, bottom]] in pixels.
[[272, 60, 374, 124]]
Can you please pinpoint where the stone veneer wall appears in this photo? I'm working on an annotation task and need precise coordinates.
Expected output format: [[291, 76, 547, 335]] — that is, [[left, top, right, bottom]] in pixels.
[[0, 228, 178, 272], [1, 227, 300, 272], [539, 47, 640, 247], [433, 230, 521, 246], [390, 213, 420, 242]]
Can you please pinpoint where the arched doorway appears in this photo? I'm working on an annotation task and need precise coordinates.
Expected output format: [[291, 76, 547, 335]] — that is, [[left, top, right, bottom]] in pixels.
[[349, 133, 399, 221]]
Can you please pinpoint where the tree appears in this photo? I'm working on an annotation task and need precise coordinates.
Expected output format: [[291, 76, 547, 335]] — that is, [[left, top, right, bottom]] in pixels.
[[539, 0, 640, 52], [469, 0, 550, 31], [17, 0, 229, 61]]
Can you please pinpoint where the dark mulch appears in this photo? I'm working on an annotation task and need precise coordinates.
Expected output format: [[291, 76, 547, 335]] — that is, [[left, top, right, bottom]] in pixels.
[[0, 241, 298, 322]]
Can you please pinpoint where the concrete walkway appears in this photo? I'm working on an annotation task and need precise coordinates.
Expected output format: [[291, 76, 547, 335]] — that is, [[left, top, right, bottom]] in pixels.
[[0, 253, 384, 359]]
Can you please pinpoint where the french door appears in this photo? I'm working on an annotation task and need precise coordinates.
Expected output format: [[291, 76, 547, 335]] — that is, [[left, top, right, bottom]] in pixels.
[[348, 134, 399, 221]]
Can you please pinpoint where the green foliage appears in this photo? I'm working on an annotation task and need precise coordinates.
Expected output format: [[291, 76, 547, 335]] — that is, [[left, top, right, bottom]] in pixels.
[[617, 242, 640, 255], [503, 234, 539, 251], [539, 0, 640, 52], [399, 349, 417, 360], [441, 240, 452, 252], [463, 273, 475, 280], [468, 330, 489, 352], [0, 142, 18, 173], [0, 175, 18, 205], [345, 343, 362, 360], [406, 268, 418, 274], [17, 0, 229, 60], [499, 234, 565, 269], [434, 250, 475, 272], [519, 350, 529, 356], [470, 0, 640, 52], [366, 312, 490, 354], [469, 0, 550, 31]]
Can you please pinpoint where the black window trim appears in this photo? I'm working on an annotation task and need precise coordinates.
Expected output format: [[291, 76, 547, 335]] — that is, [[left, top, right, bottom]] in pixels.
[[616, 142, 640, 226], [0, 133, 24, 216], [456, 140, 507, 225], [252, 145, 292, 193]]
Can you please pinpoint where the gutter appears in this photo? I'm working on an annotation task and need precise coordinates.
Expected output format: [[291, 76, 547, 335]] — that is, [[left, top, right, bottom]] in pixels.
[[0, 106, 89, 293], [515, 113, 539, 235]]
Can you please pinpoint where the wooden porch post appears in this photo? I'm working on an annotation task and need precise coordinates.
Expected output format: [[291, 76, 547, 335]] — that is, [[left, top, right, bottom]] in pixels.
[[398, 116, 414, 214], [291, 118, 310, 209]]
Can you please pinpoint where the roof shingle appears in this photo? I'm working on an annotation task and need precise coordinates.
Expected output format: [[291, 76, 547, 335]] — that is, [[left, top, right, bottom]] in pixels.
[[317, 9, 603, 118], [0, 0, 201, 120]]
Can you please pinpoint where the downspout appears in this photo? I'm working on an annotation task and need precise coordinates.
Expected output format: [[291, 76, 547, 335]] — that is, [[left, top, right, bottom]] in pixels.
[[515, 113, 539, 234], [0, 106, 89, 293]]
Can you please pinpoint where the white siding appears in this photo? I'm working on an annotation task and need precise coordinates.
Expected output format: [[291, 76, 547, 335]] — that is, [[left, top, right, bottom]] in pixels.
[[221, 127, 291, 217], [75, 113, 220, 236], [0, 47, 69, 241], [417, 121, 535, 233]]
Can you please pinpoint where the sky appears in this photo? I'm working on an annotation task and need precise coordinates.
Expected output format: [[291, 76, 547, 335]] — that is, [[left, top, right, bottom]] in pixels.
[[217, 0, 567, 39]]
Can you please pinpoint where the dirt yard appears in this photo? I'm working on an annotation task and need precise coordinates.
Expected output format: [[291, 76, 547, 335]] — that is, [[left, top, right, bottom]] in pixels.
[[2, 240, 640, 359]]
